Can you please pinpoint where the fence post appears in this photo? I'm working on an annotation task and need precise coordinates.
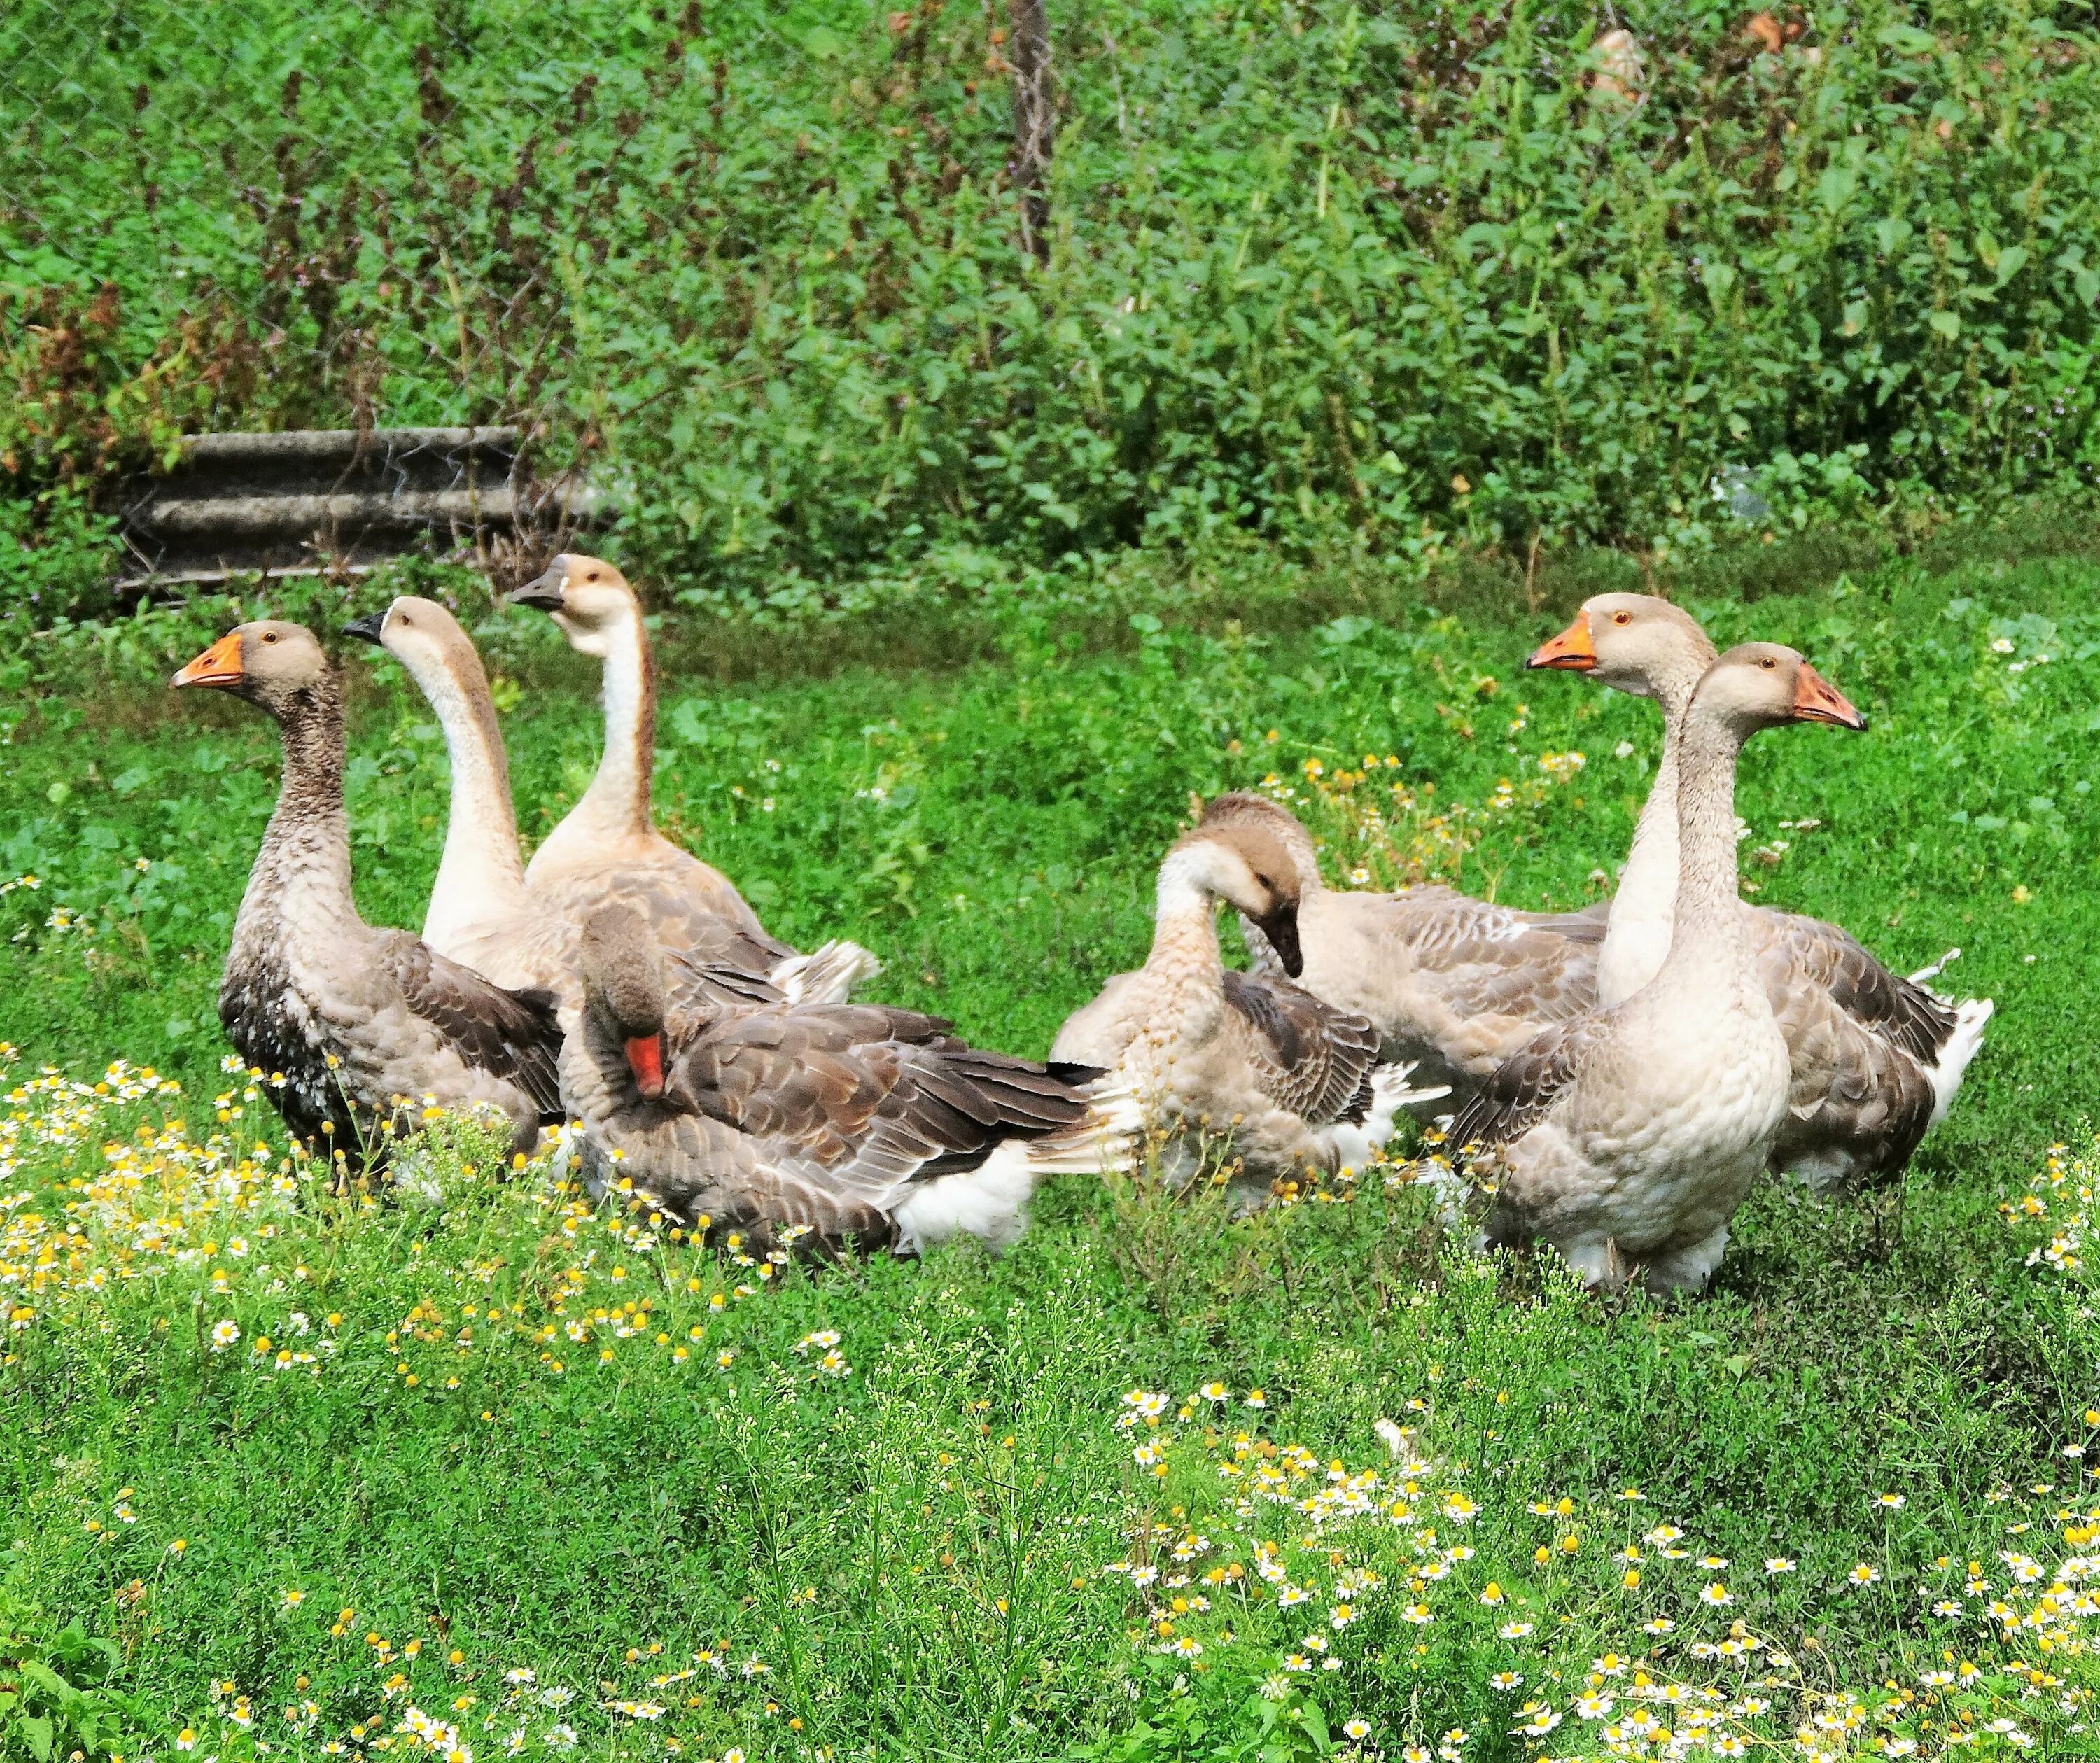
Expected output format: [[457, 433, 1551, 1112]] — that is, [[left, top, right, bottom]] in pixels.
[[1008, 0, 1054, 264]]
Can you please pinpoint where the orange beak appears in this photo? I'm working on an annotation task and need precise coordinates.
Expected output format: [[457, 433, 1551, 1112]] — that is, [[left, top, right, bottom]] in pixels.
[[1791, 662, 1868, 731], [624, 1034, 666, 1100], [1527, 610, 1597, 671], [172, 632, 244, 691]]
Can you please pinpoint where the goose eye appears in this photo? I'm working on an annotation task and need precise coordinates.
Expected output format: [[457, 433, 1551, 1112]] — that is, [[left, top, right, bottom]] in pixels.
[[587, 572, 601, 582], [1760, 657, 1777, 670], [262, 631, 278, 643], [1613, 611, 1632, 625]]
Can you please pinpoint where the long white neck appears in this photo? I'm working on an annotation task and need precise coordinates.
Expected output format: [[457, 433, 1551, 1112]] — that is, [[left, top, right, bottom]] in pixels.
[[1147, 845, 1225, 978], [561, 607, 657, 848], [1649, 705, 1758, 1005], [1597, 681, 1695, 1006], [409, 655, 533, 948]]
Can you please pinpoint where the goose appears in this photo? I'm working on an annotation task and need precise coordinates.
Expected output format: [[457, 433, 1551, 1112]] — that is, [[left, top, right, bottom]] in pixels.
[[1052, 815, 1447, 1206], [1198, 792, 1608, 1107], [502, 554, 878, 1005], [342, 595, 861, 1013], [1530, 593, 1992, 1189], [172, 622, 564, 1168], [1450, 643, 1868, 1294], [564, 904, 1141, 1253]]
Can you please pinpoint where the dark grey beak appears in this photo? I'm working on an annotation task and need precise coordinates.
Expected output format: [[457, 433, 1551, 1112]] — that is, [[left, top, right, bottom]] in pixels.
[[507, 563, 568, 613], [342, 610, 387, 647], [1255, 904, 1304, 979]]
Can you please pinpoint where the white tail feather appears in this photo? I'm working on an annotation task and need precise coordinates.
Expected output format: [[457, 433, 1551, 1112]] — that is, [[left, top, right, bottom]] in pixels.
[[888, 1078, 1146, 1256], [891, 1138, 1040, 1256], [1924, 995, 1994, 1129], [1907, 946, 1961, 986], [1320, 1061, 1450, 1170], [769, 939, 883, 1006]]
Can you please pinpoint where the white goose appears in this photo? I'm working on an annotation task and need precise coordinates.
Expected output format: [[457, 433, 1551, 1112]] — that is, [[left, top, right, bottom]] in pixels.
[[1200, 792, 1606, 1107], [1452, 642, 1868, 1294], [343, 596, 821, 1014], [1530, 593, 1991, 1189], [1053, 815, 1446, 1205], [504, 555, 877, 1004], [564, 905, 1140, 1255], [172, 622, 564, 1168]]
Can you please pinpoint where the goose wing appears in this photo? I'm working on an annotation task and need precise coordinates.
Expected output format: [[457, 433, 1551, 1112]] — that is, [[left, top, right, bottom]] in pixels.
[[1768, 978, 1939, 1188], [1447, 1017, 1594, 1154], [668, 1004, 1093, 1196], [379, 932, 565, 1118], [1221, 970, 1382, 1125], [539, 864, 797, 974], [1392, 892, 1604, 1023], [1758, 911, 1956, 1065]]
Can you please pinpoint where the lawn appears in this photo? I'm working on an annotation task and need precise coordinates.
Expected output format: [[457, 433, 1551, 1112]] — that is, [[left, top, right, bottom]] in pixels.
[[0, 549, 2094, 1762]]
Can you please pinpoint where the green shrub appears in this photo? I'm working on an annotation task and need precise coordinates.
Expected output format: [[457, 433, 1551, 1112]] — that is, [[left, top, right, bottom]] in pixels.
[[4, 1, 2100, 615]]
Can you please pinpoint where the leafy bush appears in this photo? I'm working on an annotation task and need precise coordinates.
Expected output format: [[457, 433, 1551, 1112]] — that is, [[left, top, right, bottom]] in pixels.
[[5, 1, 2100, 614], [0, 1581, 151, 1763]]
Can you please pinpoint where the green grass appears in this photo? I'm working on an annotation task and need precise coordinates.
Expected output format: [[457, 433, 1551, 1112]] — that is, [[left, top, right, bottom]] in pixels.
[[1, 546, 2096, 1761]]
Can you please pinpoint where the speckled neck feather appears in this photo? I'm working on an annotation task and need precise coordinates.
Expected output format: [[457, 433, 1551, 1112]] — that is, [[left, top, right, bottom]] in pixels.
[[244, 673, 357, 927]]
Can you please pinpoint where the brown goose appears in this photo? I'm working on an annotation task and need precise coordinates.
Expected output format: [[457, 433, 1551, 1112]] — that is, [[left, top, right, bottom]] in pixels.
[[1530, 593, 1992, 1190], [564, 906, 1140, 1253], [172, 623, 564, 1168], [503, 554, 878, 1004], [1052, 816, 1446, 1206], [1452, 645, 1865, 1294], [1200, 793, 1607, 1107], [342, 596, 834, 1016]]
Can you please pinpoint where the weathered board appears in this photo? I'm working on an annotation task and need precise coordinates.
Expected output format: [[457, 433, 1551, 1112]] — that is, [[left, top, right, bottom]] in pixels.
[[116, 428, 612, 587]]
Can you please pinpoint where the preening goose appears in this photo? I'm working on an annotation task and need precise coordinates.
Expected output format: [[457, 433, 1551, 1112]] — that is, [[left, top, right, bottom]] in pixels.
[[342, 596, 812, 1018], [1200, 793, 1606, 1107], [1530, 593, 1992, 1189], [564, 906, 1141, 1254], [1052, 817, 1446, 1206], [172, 623, 564, 1167], [1452, 644, 1867, 1294], [504, 554, 878, 1005]]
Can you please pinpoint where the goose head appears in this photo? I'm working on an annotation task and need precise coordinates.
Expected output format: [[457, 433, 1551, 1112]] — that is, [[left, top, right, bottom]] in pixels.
[[505, 553, 638, 659], [1689, 642, 1868, 738], [344, 595, 493, 707], [578, 904, 671, 1099], [1167, 821, 1305, 976], [1528, 593, 1716, 704], [172, 620, 332, 717], [1197, 792, 1322, 892]]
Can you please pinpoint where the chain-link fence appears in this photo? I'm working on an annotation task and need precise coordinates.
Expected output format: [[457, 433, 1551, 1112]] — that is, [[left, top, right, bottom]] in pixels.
[[6, 3, 2099, 609]]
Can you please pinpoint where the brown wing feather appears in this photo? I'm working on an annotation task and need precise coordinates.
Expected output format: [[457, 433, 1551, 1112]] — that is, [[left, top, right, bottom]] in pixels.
[[1395, 894, 1602, 1025], [645, 1106, 902, 1248], [1768, 982, 1940, 1187], [542, 864, 797, 973], [1221, 970, 1382, 1125], [381, 932, 565, 1118], [1448, 1018, 1591, 1154], [1759, 911, 1956, 1065], [665, 1004, 1092, 1188]]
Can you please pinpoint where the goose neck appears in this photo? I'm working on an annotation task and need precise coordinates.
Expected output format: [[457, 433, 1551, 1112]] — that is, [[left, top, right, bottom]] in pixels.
[[1658, 707, 1751, 988], [1598, 693, 1688, 1004], [1148, 846, 1225, 978], [250, 678, 358, 923], [575, 608, 657, 840], [419, 654, 532, 943]]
